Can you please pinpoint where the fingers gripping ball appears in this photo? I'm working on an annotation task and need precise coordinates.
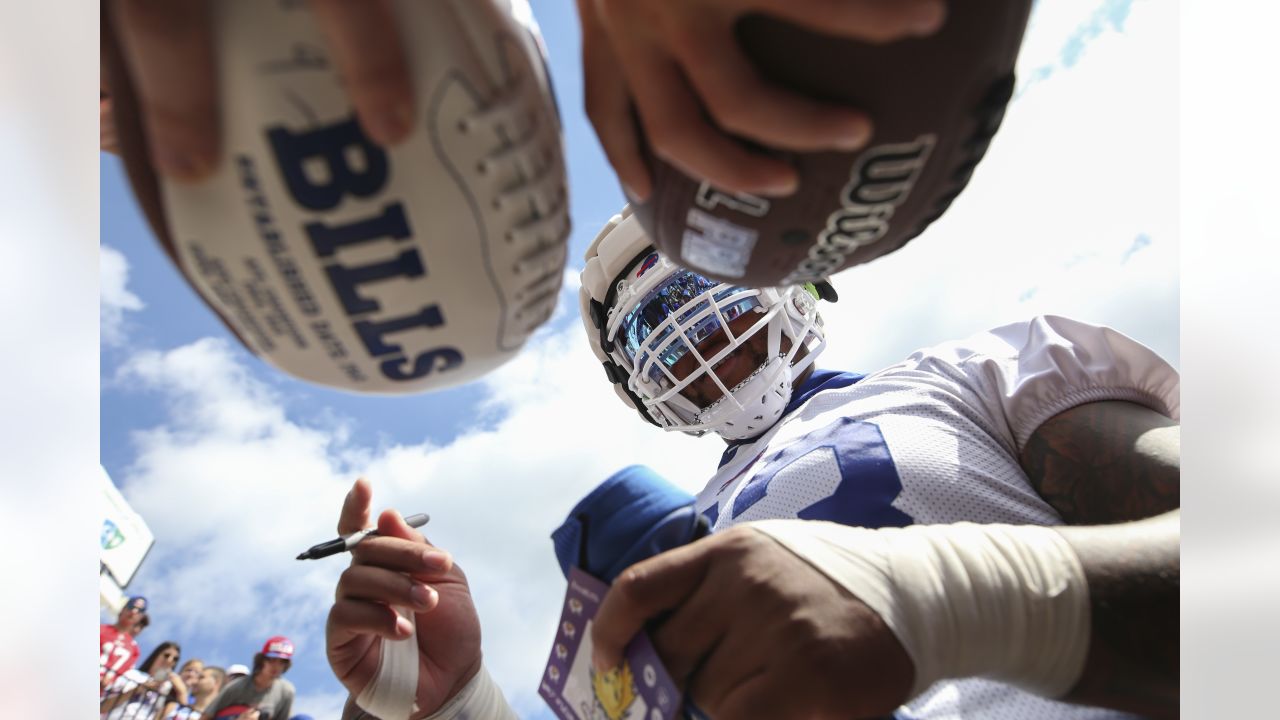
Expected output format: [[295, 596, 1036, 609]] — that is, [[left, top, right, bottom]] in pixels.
[[104, 0, 570, 393], [633, 0, 1032, 286]]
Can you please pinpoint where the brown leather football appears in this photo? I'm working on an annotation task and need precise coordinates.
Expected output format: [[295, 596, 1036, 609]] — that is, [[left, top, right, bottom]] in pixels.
[[632, 1, 1033, 287]]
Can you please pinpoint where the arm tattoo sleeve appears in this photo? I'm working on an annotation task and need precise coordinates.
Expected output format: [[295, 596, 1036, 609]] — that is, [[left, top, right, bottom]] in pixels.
[[1019, 400, 1180, 524]]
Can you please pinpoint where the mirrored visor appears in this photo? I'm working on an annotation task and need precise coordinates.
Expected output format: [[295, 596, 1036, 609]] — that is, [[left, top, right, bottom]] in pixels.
[[618, 270, 761, 384]]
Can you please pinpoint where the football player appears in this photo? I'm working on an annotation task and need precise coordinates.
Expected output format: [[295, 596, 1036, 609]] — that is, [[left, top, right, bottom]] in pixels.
[[576, 207, 1179, 719], [326, 209, 1178, 719]]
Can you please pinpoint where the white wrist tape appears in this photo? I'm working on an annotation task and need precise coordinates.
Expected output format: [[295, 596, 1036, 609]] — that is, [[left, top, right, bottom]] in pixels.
[[356, 607, 421, 720], [423, 664, 517, 720], [748, 520, 1091, 700]]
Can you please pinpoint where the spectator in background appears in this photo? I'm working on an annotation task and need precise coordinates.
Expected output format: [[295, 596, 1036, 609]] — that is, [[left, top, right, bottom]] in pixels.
[[101, 640, 189, 720], [200, 637, 296, 720], [100, 596, 149, 692], [196, 666, 226, 715], [225, 664, 249, 685], [164, 666, 225, 720], [177, 659, 204, 705]]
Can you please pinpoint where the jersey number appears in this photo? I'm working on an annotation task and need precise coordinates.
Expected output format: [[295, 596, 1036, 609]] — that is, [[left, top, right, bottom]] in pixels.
[[730, 417, 912, 528], [101, 641, 132, 674]]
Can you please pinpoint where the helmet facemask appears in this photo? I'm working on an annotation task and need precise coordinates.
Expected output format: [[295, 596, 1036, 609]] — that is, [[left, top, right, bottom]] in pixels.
[[603, 252, 826, 440]]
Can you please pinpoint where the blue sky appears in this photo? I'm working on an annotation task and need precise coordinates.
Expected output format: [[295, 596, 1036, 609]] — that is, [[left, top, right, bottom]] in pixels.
[[97, 1, 1181, 717]]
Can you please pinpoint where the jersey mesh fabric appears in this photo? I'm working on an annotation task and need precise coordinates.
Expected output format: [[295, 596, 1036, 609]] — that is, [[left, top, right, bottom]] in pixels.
[[693, 316, 1177, 720]]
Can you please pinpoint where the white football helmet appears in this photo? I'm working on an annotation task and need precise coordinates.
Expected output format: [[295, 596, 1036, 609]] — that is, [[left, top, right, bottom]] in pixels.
[[579, 207, 828, 440]]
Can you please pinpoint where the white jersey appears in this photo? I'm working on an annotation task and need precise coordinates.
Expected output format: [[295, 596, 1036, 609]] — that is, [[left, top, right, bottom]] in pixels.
[[693, 315, 1179, 720]]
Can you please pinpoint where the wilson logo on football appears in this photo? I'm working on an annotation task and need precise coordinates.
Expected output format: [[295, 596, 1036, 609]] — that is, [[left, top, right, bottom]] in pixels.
[[784, 135, 936, 285]]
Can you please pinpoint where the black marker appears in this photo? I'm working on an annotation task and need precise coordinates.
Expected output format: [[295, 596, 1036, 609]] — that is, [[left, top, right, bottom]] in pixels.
[[296, 513, 430, 560]]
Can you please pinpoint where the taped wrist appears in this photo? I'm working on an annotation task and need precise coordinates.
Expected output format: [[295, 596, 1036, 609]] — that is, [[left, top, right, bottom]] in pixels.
[[423, 664, 517, 720], [352, 606, 515, 720], [747, 520, 1091, 700], [356, 608, 421, 720]]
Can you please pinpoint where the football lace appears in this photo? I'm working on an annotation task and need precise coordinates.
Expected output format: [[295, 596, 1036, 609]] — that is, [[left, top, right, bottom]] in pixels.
[[463, 70, 570, 333]]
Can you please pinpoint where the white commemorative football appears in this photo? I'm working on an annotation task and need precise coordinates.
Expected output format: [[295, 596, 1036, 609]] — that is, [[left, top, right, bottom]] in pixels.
[[105, 0, 570, 393]]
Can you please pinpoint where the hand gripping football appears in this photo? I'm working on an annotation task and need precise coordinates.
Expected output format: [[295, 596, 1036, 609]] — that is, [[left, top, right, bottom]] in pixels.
[[632, 0, 1032, 287], [104, 0, 570, 393]]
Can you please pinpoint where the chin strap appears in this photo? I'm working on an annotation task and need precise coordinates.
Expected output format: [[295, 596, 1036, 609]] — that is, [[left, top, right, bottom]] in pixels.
[[355, 608, 421, 720], [802, 280, 838, 303]]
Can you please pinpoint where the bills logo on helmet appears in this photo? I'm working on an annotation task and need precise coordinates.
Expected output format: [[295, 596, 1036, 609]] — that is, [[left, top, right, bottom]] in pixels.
[[634, 252, 660, 278]]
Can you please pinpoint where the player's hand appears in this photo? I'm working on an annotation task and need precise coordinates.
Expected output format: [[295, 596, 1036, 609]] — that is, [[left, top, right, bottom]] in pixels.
[[577, 0, 947, 200], [325, 478, 482, 716], [591, 525, 915, 719], [104, 0, 413, 180]]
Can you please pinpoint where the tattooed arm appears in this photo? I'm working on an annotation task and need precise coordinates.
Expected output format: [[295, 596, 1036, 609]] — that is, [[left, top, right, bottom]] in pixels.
[[1021, 400, 1180, 718], [1021, 399, 1180, 524]]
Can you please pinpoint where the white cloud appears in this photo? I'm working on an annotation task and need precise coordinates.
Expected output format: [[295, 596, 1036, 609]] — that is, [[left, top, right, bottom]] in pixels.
[[112, 318, 723, 711], [1016, 0, 1137, 96], [101, 244, 144, 346], [818, 0, 1177, 372], [115, 340, 361, 647]]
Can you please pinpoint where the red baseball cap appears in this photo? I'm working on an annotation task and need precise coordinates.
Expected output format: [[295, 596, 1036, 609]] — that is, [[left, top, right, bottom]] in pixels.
[[261, 636, 294, 660]]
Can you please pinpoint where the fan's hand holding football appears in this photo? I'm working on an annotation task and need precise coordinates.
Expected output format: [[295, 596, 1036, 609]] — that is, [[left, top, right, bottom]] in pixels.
[[590, 525, 914, 719], [325, 478, 483, 717], [577, 0, 947, 200], [105, 0, 413, 180]]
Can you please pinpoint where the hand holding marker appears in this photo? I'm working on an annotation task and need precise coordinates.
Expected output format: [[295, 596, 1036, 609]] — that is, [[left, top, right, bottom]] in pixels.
[[297, 513, 430, 560]]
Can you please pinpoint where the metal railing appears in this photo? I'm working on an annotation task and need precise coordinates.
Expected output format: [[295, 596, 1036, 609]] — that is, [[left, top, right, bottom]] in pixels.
[[100, 676, 201, 720]]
